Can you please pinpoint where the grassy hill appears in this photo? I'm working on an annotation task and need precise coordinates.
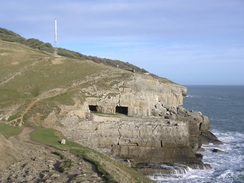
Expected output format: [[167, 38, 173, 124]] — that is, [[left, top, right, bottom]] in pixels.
[[0, 28, 173, 123], [0, 39, 132, 123], [0, 27, 147, 73]]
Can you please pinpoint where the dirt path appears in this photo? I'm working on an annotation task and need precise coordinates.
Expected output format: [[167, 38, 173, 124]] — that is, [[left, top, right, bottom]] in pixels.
[[0, 127, 105, 183], [0, 60, 40, 87], [8, 99, 40, 127], [12, 126, 33, 142]]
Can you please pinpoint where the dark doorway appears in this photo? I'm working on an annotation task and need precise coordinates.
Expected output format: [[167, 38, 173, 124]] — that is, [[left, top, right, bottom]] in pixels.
[[116, 106, 128, 115], [89, 105, 98, 112]]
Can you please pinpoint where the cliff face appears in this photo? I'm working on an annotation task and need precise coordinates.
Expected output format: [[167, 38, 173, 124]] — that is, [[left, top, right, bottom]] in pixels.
[[57, 107, 210, 168], [51, 75, 216, 169], [0, 38, 221, 173], [85, 74, 186, 117]]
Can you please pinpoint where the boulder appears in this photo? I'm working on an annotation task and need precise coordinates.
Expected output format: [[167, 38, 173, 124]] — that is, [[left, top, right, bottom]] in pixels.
[[200, 131, 223, 145], [177, 106, 187, 115], [212, 149, 223, 153], [152, 102, 167, 116], [168, 106, 177, 114]]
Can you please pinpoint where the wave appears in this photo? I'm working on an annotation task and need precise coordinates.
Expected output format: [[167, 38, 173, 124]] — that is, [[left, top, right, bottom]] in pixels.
[[185, 94, 224, 100], [149, 130, 244, 183], [185, 95, 199, 98]]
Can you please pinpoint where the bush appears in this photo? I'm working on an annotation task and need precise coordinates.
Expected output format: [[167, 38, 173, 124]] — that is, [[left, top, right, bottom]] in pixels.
[[0, 28, 26, 43]]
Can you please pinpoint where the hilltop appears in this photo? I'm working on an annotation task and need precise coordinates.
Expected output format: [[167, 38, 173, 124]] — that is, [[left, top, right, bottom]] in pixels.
[[0, 27, 153, 74]]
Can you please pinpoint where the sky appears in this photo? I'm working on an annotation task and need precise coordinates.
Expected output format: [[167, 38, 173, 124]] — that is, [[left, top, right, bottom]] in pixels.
[[1, 0, 244, 85]]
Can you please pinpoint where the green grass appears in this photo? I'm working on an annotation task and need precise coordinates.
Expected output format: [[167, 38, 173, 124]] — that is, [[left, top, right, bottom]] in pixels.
[[0, 89, 30, 100], [30, 127, 153, 183], [7, 113, 21, 121], [30, 127, 81, 150], [44, 91, 78, 106], [0, 28, 150, 74], [0, 122, 22, 138], [30, 127, 117, 182], [24, 101, 61, 122]]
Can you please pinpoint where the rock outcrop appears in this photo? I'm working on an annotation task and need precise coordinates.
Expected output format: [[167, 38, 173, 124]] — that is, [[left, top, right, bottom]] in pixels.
[[0, 33, 222, 177], [85, 74, 186, 117], [10, 73, 219, 173], [50, 74, 219, 171], [57, 106, 213, 169], [0, 134, 18, 170]]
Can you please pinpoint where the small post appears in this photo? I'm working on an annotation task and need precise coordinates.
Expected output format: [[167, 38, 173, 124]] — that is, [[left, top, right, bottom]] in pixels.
[[54, 18, 58, 56]]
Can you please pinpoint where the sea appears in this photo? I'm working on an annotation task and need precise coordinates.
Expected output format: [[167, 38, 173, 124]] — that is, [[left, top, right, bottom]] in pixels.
[[149, 85, 244, 183]]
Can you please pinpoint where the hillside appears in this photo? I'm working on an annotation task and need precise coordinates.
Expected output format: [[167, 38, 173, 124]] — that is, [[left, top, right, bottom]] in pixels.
[[0, 40, 124, 122], [0, 28, 222, 181], [0, 30, 159, 183], [0, 28, 174, 125], [0, 27, 151, 74]]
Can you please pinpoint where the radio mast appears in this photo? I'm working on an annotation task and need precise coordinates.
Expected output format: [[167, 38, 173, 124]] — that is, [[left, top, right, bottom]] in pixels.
[[54, 18, 58, 56]]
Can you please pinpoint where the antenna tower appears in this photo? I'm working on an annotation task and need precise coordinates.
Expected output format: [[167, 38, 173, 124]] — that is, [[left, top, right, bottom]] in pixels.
[[54, 18, 58, 56]]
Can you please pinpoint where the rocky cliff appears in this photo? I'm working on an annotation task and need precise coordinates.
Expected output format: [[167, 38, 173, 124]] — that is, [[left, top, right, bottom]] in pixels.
[[50, 74, 220, 172], [0, 36, 221, 175], [85, 74, 186, 117], [56, 105, 216, 170]]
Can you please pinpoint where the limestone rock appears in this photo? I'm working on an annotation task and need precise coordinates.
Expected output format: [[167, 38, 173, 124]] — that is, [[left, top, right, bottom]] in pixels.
[[85, 74, 187, 117], [57, 111, 208, 167], [50, 76, 219, 169], [200, 131, 223, 145], [7, 71, 219, 171], [0, 134, 18, 170]]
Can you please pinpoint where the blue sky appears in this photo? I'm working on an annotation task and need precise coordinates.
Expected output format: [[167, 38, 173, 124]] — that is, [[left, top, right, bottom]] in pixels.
[[1, 0, 244, 85]]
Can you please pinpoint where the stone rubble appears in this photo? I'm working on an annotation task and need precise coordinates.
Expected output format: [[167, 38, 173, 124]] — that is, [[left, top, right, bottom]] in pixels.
[[0, 128, 104, 183]]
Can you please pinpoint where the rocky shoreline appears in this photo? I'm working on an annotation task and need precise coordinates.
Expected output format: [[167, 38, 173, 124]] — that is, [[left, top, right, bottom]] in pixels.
[[55, 104, 222, 175]]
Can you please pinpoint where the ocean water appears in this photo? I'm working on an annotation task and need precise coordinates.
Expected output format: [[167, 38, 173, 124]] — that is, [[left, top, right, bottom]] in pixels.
[[150, 85, 244, 183]]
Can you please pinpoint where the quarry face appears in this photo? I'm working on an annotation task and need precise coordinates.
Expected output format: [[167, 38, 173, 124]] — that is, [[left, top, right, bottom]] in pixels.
[[50, 74, 215, 169]]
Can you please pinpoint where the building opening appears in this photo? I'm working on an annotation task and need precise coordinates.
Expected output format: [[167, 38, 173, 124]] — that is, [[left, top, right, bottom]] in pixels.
[[116, 106, 128, 115], [89, 105, 98, 112]]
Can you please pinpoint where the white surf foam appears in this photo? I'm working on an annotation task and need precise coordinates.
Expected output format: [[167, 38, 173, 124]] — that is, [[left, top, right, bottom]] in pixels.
[[149, 130, 244, 183]]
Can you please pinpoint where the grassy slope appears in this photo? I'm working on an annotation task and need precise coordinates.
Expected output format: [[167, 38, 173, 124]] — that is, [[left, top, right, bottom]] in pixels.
[[31, 127, 154, 183], [0, 27, 147, 73], [0, 40, 133, 117], [0, 40, 104, 95], [0, 122, 21, 138]]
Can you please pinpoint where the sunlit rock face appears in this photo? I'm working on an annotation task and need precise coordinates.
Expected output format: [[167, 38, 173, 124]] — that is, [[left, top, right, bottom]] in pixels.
[[85, 75, 187, 117], [58, 106, 211, 167], [53, 75, 218, 168]]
